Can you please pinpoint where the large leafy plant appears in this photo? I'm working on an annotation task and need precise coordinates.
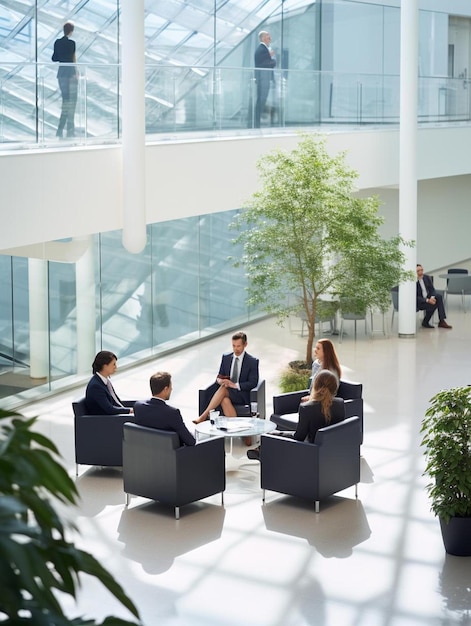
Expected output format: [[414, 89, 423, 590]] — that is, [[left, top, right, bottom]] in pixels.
[[421, 387, 471, 523], [0, 408, 141, 625], [232, 134, 414, 365]]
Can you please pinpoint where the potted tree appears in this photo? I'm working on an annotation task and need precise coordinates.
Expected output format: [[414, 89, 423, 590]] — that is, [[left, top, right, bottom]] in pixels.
[[421, 386, 471, 556], [232, 134, 413, 367]]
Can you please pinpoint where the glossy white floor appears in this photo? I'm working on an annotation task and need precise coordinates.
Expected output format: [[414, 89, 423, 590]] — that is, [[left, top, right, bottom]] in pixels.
[[21, 305, 471, 626]]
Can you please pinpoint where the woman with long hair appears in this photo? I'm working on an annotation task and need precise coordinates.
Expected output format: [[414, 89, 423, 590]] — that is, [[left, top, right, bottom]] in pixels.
[[300, 338, 342, 402], [295, 369, 345, 443], [247, 369, 345, 460], [310, 338, 341, 383]]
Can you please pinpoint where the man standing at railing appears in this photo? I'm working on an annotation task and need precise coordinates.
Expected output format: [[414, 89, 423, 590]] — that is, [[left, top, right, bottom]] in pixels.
[[52, 21, 77, 139], [254, 31, 276, 128]]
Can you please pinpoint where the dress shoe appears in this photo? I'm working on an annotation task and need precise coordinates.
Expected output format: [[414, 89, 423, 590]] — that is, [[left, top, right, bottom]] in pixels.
[[438, 320, 452, 329], [421, 322, 434, 328], [247, 447, 260, 461]]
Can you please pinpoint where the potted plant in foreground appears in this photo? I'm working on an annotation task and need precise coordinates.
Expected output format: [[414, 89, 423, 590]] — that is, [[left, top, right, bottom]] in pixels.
[[421, 386, 471, 556], [0, 408, 141, 624]]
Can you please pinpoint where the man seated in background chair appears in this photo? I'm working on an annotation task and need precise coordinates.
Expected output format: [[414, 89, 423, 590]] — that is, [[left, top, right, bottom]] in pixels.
[[85, 350, 134, 414], [193, 331, 259, 424], [416, 264, 452, 329], [134, 371, 195, 447]]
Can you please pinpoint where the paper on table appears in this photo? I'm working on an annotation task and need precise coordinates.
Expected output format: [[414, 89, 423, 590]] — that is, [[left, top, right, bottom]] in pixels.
[[217, 418, 252, 433]]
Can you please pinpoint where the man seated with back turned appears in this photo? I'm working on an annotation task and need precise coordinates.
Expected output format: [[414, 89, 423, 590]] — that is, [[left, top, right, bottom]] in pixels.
[[85, 350, 134, 414], [193, 331, 259, 424], [416, 264, 452, 329], [133, 371, 196, 447]]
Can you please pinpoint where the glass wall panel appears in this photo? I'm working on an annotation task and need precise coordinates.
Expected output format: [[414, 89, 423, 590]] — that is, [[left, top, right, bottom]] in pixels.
[[151, 217, 201, 345], [12, 258, 29, 375], [322, 0, 386, 74], [0, 256, 14, 385], [0, 208, 260, 407], [419, 11, 448, 78], [96, 229, 153, 358], [48, 259, 76, 379], [0, 256, 30, 400], [198, 211, 248, 330]]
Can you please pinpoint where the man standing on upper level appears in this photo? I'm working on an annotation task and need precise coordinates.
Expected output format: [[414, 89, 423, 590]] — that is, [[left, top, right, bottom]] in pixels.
[[52, 21, 78, 138], [254, 30, 276, 128]]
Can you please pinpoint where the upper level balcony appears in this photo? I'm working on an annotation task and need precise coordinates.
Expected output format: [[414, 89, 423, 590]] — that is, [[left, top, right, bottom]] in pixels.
[[1, 62, 471, 150]]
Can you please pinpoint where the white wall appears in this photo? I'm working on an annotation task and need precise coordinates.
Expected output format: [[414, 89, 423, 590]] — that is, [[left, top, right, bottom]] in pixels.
[[1, 127, 471, 270], [360, 174, 471, 271]]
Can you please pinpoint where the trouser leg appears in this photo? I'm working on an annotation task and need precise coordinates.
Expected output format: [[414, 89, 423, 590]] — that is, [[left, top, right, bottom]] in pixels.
[[255, 81, 269, 128], [435, 294, 446, 320], [422, 303, 437, 324], [57, 76, 69, 134], [66, 78, 78, 135]]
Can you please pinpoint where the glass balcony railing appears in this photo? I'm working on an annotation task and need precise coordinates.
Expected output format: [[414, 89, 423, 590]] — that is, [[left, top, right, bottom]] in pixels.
[[1, 62, 470, 148]]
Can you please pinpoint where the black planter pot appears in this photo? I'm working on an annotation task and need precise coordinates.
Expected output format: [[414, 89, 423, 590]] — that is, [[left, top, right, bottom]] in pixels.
[[439, 516, 471, 556]]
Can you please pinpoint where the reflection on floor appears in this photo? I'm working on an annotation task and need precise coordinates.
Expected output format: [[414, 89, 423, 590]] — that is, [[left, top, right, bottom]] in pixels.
[[21, 304, 471, 626]]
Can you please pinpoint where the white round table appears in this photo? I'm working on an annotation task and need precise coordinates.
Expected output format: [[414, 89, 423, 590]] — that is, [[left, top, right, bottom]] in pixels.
[[194, 417, 276, 471]]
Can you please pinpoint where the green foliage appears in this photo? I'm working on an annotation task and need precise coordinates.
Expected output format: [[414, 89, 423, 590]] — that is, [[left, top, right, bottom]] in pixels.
[[0, 408, 141, 625], [279, 363, 311, 393], [421, 387, 471, 523], [232, 134, 414, 364], [315, 300, 340, 321]]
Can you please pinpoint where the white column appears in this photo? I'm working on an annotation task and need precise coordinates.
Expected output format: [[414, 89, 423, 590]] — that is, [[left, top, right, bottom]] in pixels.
[[121, 0, 147, 254], [398, 0, 419, 337], [76, 237, 96, 374], [28, 259, 49, 379]]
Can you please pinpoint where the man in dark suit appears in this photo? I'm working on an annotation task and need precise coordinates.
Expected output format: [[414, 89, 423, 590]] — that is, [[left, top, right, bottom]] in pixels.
[[52, 21, 77, 138], [416, 264, 452, 329], [134, 372, 196, 447], [85, 350, 134, 415], [194, 331, 259, 423], [254, 30, 276, 128]]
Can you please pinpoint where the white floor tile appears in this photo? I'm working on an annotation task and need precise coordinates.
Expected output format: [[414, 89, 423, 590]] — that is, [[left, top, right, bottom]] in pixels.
[[18, 309, 471, 626]]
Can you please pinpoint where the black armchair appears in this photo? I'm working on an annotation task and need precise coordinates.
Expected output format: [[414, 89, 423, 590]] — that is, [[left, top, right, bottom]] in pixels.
[[270, 379, 363, 443], [260, 416, 361, 512], [122, 423, 226, 520], [72, 397, 135, 475], [198, 378, 266, 419]]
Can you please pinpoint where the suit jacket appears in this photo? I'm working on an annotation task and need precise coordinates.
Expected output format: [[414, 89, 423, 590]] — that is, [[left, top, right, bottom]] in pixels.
[[218, 351, 259, 406], [133, 397, 196, 446], [416, 274, 436, 309], [85, 373, 131, 415], [294, 398, 345, 444], [52, 36, 76, 77], [254, 43, 276, 84]]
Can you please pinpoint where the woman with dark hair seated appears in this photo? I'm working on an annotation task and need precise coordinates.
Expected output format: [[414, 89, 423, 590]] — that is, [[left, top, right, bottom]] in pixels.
[[247, 370, 345, 460], [85, 350, 133, 415]]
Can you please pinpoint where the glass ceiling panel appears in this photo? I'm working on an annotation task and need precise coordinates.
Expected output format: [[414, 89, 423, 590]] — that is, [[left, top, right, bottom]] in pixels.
[[0, 0, 316, 138], [1, 0, 315, 67]]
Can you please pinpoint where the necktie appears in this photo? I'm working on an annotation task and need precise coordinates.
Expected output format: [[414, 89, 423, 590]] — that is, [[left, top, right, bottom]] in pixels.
[[107, 378, 123, 407], [231, 357, 239, 383]]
